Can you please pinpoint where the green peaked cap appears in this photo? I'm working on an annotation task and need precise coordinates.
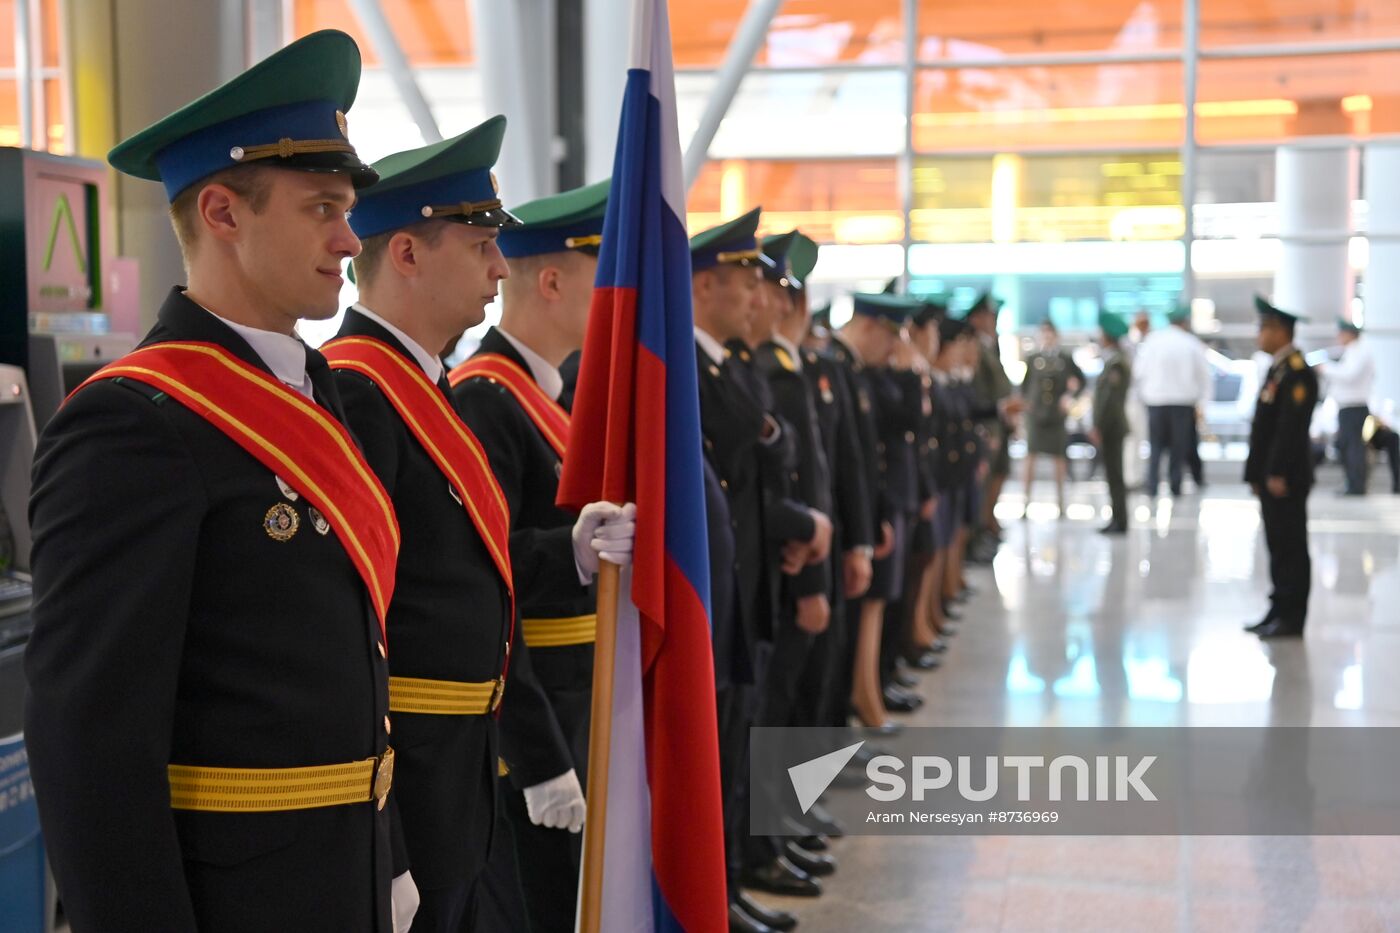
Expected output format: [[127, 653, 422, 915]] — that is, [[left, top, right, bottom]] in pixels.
[[348, 115, 520, 238], [1098, 310, 1130, 340], [498, 178, 611, 257], [108, 29, 375, 200], [1254, 295, 1308, 325], [690, 206, 774, 272]]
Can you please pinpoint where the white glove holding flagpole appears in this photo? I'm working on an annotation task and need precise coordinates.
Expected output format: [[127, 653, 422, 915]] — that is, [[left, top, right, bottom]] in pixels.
[[572, 502, 638, 578], [524, 768, 587, 833]]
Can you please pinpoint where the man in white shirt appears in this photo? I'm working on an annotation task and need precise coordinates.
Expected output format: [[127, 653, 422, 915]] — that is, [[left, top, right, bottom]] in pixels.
[[1323, 319, 1375, 495], [1132, 306, 1212, 496]]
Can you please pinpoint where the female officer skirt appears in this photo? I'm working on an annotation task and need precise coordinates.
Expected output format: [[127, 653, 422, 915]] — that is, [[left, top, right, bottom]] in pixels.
[[1025, 414, 1069, 457], [934, 486, 963, 550]]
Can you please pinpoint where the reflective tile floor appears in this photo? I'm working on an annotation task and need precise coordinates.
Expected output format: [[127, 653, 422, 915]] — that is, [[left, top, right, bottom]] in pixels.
[[756, 465, 1400, 933]]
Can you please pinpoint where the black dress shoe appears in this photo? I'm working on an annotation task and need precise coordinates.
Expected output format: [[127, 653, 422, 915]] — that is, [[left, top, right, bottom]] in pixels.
[[852, 744, 891, 765], [730, 901, 779, 933], [742, 857, 822, 897], [941, 602, 963, 621], [1098, 523, 1127, 535], [938, 623, 958, 637], [867, 720, 902, 736], [784, 841, 837, 877], [795, 833, 827, 851], [1243, 614, 1276, 634], [883, 684, 923, 712], [893, 669, 919, 688], [1256, 619, 1304, 639], [806, 802, 846, 838], [736, 892, 798, 932]]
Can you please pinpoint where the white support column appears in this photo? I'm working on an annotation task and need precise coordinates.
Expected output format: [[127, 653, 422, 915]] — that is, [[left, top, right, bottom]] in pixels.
[[583, 0, 631, 183], [1274, 143, 1357, 335], [470, 0, 556, 204], [1363, 141, 1400, 413]]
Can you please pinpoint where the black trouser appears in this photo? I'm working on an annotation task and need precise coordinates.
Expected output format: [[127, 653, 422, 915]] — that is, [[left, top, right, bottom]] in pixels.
[[1259, 489, 1311, 625], [1187, 418, 1204, 485], [1101, 428, 1128, 528], [716, 683, 756, 899], [1372, 426, 1400, 491], [1338, 405, 1370, 494], [761, 614, 817, 733], [472, 805, 530, 933], [1147, 405, 1195, 495], [413, 877, 478, 933]]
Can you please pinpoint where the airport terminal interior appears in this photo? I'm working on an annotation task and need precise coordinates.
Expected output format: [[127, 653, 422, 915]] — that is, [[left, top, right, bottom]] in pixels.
[[3, 1, 1400, 931]]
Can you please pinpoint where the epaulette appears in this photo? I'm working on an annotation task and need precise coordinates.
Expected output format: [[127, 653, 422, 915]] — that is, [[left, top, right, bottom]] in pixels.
[[111, 375, 169, 405], [773, 346, 797, 372], [1289, 352, 1306, 371]]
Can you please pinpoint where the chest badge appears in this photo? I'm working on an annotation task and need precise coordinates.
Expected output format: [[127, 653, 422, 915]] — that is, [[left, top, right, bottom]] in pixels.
[[264, 503, 300, 541], [307, 505, 331, 536], [275, 476, 299, 501], [818, 375, 834, 404]]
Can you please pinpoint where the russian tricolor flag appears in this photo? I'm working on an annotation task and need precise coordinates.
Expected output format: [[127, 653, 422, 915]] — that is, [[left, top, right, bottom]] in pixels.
[[555, 0, 728, 930]]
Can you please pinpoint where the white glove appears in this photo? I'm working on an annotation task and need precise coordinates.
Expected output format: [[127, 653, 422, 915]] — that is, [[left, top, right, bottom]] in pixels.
[[571, 502, 637, 578], [391, 870, 419, 933], [523, 768, 586, 834]]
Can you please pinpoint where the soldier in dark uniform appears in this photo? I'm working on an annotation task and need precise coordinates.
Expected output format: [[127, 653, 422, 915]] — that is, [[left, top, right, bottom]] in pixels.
[[689, 210, 833, 914], [24, 32, 411, 932], [1093, 311, 1133, 535], [447, 181, 637, 933], [765, 232, 876, 737], [1021, 319, 1086, 516], [836, 293, 925, 730], [967, 293, 1021, 558], [1244, 297, 1318, 639]]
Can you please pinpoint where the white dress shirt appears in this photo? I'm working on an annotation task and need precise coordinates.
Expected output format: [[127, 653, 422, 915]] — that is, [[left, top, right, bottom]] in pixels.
[[497, 327, 564, 401], [350, 303, 445, 384], [1132, 325, 1212, 407], [204, 307, 314, 400], [694, 326, 726, 366], [1326, 337, 1374, 408]]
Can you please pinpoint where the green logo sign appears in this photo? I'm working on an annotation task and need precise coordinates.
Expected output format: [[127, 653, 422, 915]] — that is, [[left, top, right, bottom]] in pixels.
[[43, 193, 87, 275]]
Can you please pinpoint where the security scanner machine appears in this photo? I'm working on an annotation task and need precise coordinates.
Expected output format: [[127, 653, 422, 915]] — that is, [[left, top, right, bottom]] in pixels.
[[0, 147, 138, 429], [0, 363, 55, 932]]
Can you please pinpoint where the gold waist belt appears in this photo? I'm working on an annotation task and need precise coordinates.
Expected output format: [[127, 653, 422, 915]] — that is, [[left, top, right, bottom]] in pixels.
[[168, 748, 394, 813], [520, 613, 598, 648], [388, 675, 502, 715]]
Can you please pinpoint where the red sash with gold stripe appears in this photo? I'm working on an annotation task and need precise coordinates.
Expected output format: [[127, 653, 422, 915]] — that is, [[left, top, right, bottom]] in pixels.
[[448, 353, 570, 458], [73, 341, 399, 633], [322, 337, 515, 602]]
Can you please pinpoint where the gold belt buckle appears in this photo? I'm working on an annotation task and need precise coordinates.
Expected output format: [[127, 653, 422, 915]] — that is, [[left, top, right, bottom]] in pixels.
[[490, 676, 506, 714], [372, 747, 395, 810]]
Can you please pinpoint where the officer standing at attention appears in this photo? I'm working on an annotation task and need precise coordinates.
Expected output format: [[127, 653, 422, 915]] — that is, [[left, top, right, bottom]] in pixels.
[[450, 180, 636, 933], [690, 210, 832, 908], [1092, 311, 1133, 535], [1244, 296, 1319, 639], [1020, 319, 1085, 517], [1322, 317, 1375, 495], [25, 31, 414, 932], [967, 294, 1020, 559]]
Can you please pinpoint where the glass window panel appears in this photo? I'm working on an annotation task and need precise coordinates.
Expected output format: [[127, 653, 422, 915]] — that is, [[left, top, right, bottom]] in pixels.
[[914, 62, 1185, 151], [914, 152, 1182, 244], [0, 79, 18, 148], [44, 76, 66, 153], [347, 68, 485, 163], [41, 0, 61, 68], [293, 0, 474, 66], [1, 0, 15, 69], [673, 0, 903, 68], [679, 70, 905, 158], [1197, 52, 1400, 143], [917, 0, 1183, 58], [1200, 0, 1400, 47], [687, 158, 902, 245]]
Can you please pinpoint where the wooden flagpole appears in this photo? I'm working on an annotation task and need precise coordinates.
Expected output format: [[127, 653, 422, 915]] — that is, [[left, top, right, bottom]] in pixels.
[[577, 558, 622, 933]]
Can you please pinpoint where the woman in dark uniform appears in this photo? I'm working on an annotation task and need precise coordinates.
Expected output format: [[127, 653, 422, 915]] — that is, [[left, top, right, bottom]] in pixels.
[[1021, 319, 1085, 517]]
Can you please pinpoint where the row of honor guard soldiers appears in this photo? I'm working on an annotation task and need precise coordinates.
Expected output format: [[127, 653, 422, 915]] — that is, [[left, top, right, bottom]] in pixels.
[[23, 31, 640, 933], [18, 24, 1238, 933]]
